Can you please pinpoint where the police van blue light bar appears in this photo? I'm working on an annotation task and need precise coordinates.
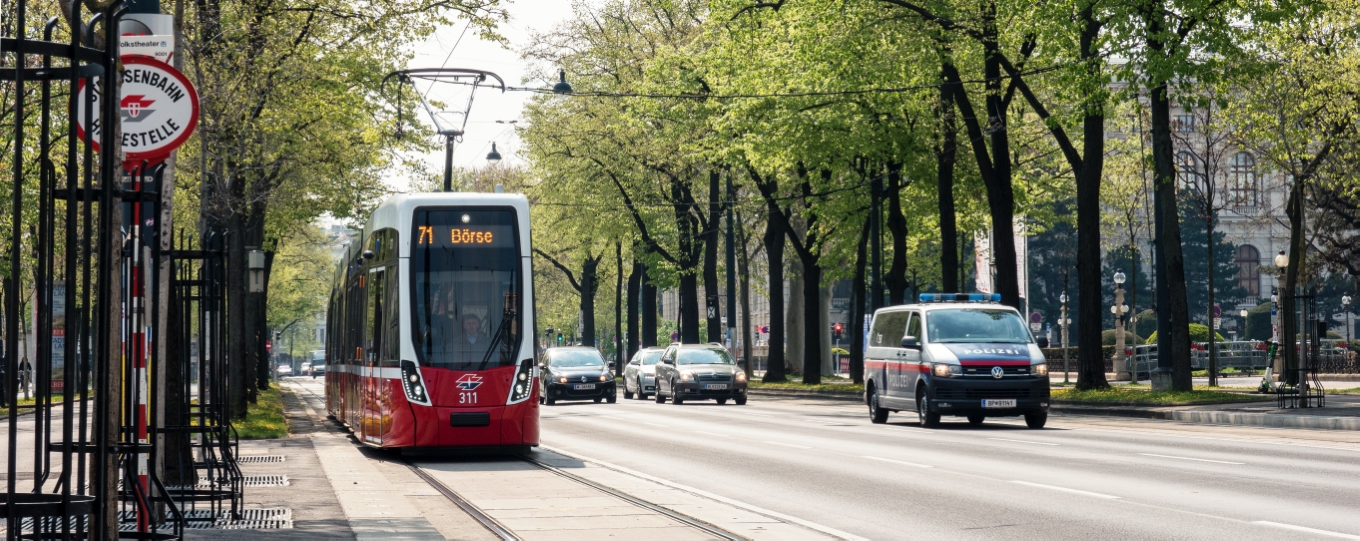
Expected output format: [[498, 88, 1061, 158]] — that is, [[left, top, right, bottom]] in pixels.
[[919, 293, 1002, 303]]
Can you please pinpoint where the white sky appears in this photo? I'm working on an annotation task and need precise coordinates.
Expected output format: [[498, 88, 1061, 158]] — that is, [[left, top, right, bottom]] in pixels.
[[400, 1, 577, 182]]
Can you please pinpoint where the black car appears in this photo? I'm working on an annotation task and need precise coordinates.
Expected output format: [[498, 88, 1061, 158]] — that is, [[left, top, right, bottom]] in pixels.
[[539, 347, 617, 405]]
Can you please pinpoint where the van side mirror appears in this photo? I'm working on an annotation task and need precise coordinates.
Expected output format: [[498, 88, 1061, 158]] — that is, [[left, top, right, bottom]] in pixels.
[[1036, 337, 1050, 348], [901, 336, 920, 349]]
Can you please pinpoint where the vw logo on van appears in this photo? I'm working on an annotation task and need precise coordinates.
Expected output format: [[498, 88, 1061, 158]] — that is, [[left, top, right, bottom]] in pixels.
[[991, 366, 1005, 379]]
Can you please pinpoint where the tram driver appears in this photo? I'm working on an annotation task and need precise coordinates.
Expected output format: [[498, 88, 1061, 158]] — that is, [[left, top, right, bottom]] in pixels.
[[450, 313, 490, 365]]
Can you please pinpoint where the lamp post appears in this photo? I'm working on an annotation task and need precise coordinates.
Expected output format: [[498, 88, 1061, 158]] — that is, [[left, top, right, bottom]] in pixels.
[[1060, 291, 1070, 384], [1240, 309, 1249, 342], [1275, 251, 1290, 381], [1112, 269, 1131, 381], [1343, 294, 1352, 361]]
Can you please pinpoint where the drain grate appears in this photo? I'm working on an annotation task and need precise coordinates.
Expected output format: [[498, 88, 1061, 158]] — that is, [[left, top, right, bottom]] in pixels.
[[112, 508, 293, 530], [243, 475, 288, 487], [237, 455, 286, 464]]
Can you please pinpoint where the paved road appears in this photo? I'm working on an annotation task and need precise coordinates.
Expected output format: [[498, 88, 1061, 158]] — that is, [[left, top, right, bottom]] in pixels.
[[541, 395, 1360, 540]]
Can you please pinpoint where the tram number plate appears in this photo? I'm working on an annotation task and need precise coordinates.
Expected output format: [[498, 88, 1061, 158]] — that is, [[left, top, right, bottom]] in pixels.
[[982, 399, 1016, 408], [705, 384, 728, 390], [573, 384, 596, 390]]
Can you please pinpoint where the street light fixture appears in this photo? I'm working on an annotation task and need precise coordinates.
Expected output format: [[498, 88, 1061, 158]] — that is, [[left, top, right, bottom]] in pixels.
[[552, 69, 574, 94], [1344, 294, 1353, 356], [247, 248, 265, 293], [1240, 309, 1249, 341], [1059, 290, 1070, 384], [1112, 268, 1132, 381], [486, 142, 502, 164], [1275, 250, 1289, 270]]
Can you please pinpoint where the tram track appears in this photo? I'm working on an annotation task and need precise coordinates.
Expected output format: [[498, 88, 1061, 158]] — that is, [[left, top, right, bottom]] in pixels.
[[404, 452, 747, 541]]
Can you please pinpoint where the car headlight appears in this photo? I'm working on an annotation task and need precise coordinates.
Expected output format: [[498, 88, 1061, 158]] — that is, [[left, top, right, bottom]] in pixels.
[[599, 373, 609, 382], [680, 372, 693, 381], [558, 376, 567, 384], [735, 371, 747, 382], [1032, 363, 1048, 377], [932, 363, 959, 378]]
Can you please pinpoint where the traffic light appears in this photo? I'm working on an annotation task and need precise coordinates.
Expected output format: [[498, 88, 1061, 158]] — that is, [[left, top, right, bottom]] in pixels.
[[833, 322, 844, 341], [556, 333, 563, 344]]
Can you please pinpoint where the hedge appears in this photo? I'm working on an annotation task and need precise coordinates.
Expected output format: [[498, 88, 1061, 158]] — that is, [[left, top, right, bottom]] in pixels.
[[1146, 323, 1226, 344]]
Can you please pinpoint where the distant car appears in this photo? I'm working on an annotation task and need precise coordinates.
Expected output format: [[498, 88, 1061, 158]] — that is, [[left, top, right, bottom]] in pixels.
[[539, 347, 617, 405], [654, 343, 748, 405], [276, 365, 293, 377], [623, 347, 665, 400], [312, 360, 325, 378]]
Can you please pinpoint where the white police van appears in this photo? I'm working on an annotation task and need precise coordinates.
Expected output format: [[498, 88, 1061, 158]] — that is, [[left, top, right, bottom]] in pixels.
[[864, 294, 1051, 428]]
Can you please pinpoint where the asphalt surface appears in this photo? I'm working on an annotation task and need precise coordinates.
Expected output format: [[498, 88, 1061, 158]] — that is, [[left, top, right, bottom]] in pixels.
[[540, 393, 1360, 540]]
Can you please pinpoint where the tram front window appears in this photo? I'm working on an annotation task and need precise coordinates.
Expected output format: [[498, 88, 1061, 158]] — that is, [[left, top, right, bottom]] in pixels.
[[412, 208, 522, 370]]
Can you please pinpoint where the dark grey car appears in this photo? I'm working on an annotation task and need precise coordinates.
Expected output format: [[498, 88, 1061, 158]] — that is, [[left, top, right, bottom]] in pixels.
[[654, 343, 748, 405], [538, 347, 617, 405]]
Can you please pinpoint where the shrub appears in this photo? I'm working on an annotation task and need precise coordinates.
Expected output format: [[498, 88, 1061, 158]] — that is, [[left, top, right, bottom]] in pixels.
[[1146, 323, 1226, 344], [1131, 309, 1158, 339], [1101, 329, 1145, 346], [1245, 301, 1272, 341]]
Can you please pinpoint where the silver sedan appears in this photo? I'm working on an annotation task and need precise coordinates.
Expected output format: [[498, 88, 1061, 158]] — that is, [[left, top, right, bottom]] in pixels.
[[622, 347, 665, 400]]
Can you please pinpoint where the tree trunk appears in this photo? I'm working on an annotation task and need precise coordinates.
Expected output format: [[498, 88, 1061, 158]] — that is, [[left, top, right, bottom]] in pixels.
[[679, 272, 700, 344], [615, 243, 624, 375], [787, 256, 804, 376], [937, 85, 960, 292], [256, 251, 274, 391], [849, 216, 870, 384], [627, 258, 640, 358], [705, 170, 723, 343], [819, 283, 833, 376], [580, 257, 599, 347], [885, 162, 909, 305], [1206, 223, 1218, 386], [1074, 12, 1110, 391], [1149, 81, 1194, 391], [738, 210, 755, 380], [227, 215, 248, 418], [1282, 180, 1305, 378], [642, 259, 658, 347], [763, 217, 787, 382]]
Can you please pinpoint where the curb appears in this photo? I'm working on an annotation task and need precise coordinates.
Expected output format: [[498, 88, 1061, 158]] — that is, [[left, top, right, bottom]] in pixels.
[[1169, 410, 1360, 430], [746, 389, 862, 403]]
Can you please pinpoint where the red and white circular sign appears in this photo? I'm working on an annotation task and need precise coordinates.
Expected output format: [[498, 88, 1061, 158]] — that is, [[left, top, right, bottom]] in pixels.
[[76, 55, 199, 166]]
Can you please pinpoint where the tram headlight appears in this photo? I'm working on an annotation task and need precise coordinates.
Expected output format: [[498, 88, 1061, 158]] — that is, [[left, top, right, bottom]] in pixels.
[[509, 359, 534, 404], [400, 360, 429, 405]]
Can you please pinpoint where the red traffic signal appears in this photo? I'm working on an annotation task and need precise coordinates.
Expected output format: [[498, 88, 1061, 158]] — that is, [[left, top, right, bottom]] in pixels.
[[833, 323, 844, 333]]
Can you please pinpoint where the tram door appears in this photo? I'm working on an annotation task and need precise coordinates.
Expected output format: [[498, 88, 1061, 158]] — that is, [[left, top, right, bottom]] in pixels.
[[365, 268, 388, 445]]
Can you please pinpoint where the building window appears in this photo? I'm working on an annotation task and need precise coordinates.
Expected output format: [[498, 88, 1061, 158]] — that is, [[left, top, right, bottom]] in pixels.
[[1177, 151, 1202, 187], [1236, 244, 1261, 297], [1229, 152, 1258, 207], [1175, 114, 1196, 133]]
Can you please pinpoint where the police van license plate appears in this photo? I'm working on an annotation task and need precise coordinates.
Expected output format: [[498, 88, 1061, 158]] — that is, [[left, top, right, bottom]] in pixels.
[[573, 384, 596, 390], [982, 399, 1016, 408], [705, 384, 728, 390]]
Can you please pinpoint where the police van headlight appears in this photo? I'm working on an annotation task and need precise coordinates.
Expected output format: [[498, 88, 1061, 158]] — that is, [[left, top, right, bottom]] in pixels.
[[1032, 363, 1049, 377], [932, 363, 960, 378]]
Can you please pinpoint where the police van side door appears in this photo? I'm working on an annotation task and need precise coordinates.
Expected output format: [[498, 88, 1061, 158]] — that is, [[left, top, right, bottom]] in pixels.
[[866, 310, 909, 404], [902, 312, 924, 405]]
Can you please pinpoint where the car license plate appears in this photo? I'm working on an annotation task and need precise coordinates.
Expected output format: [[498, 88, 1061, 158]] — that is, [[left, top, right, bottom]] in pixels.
[[573, 384, 596, 390], [982, 399, 1016, 408], [705, 384, 728, 390]]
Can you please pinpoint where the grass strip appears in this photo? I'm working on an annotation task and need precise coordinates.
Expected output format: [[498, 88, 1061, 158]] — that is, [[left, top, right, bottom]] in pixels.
[[1053, 387, 1272, 406], [233, 386, 288, 440], [748, 378, 864, 395]]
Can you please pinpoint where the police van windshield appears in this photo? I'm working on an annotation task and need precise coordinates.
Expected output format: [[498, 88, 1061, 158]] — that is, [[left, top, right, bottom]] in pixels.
[[926, 309, 1031, 344], [549, 350, 605, 367], [678, 349, 736, 365]]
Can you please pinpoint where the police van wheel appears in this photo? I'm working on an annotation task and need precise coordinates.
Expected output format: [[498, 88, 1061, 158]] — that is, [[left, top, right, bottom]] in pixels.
[[917, 395, 940, 428], [868, 388, 889, 424], [967, 415, 985, 426], [1024, 412, 1047, 429]]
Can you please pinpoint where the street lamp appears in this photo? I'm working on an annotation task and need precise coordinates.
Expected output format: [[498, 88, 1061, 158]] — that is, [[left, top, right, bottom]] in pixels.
[[1240, 309, 1249, 342], [1343, 294, 1353, 358], [1274, 250, 1289, 270], [552, 69, 574, 94], [1059, 291, 1070, 384], [247, 248, 265, 293], [1111, 269, 1132, 381], [486, 142, 502, 164]]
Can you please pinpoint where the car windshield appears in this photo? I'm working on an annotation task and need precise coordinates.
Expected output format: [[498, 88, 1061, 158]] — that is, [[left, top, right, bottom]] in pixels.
[[637, 351, 662, 366], [926, 309, 1031, 343], [677, 348, 735, 365], [549, 350, 605, 368]]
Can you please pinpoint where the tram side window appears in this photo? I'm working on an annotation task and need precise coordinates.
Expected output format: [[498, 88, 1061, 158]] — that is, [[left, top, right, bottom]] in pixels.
[[382, 264, 400, 368], [367, 269, 386, 365]]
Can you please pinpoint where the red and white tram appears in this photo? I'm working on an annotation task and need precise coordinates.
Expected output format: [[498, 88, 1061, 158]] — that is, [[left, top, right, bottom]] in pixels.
[[324, 193, 539, 450]]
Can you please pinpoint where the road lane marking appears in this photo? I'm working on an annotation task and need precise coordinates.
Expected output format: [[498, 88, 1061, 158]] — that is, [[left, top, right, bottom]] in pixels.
[[1254, 521, 1360, 539], [765, 441, 811, 449], [862, 456, 933, 468], [540, 444, 869, 541], [1138, 453, 1246, 465], [1010, 481, 1120, 499], [989, 438, 1059, 446], [643, 422, 671, 428], [695, 431, 730, 438]]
